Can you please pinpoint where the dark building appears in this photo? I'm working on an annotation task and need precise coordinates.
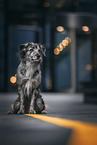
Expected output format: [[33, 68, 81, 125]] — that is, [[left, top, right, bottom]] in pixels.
[[0, 0, 97, 97]]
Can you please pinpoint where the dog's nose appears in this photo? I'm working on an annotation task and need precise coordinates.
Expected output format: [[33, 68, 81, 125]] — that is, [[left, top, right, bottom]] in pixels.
[[37, 54, 40, 59]]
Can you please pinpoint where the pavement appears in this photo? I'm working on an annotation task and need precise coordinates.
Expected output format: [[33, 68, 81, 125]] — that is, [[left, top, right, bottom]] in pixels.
[[0, 93, 97, 145]]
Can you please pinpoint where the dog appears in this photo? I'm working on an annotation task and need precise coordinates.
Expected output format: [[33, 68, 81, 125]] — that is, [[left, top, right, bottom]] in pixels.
[[8, 42, 46, 114]]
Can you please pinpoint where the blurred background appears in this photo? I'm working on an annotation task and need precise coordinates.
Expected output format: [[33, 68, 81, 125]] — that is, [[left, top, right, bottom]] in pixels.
[[0, 0, 97, 98]]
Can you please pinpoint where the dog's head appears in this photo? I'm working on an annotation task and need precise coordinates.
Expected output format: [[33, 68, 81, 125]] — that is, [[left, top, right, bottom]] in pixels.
[[19, 42, 46, 62]]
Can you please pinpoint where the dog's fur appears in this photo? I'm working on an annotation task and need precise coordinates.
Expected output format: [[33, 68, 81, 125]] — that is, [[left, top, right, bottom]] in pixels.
[[9, 42, 46, 114]]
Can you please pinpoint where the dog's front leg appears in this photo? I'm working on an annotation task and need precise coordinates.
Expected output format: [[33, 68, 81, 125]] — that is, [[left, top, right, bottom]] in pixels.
[[29, 90, 37, 114], [17, 87, 24, 114]]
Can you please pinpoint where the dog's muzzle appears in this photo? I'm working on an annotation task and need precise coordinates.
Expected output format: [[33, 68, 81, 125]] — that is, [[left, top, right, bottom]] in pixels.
[[31, 54, 42, 63]]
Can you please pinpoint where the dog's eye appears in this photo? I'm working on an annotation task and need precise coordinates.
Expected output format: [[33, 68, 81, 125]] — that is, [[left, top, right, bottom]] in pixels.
[[32, 46, 35, 49], [30, 49, 33, 52], [38, 49, 42, 53]]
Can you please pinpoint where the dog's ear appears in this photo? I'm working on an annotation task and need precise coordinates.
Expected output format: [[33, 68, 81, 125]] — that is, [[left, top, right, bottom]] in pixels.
[[20, 44, 25, 51], [39, 44, 46, 56], [19, 43, 28, 51]]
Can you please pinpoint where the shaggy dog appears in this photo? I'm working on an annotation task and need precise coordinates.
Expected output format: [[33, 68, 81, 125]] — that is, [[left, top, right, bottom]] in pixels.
[[9, 42, 46, 114]]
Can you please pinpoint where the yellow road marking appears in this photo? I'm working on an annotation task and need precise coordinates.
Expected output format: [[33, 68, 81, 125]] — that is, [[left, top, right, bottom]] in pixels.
[[25, 114, 97, 145]]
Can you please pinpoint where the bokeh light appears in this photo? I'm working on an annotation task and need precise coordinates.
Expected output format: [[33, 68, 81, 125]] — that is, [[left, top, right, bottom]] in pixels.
[[56, 26, 64, 32], [65, 37, 71, 43], [10, 76, 16, 84], [59, 43, 63, 51], [43, 2, 50, 7], [54, 48, 60, 55], [54, 37, 71, 55], [62, 39, 69, 47], [82, 26, 89, 32], [86, 64, 93, 70]]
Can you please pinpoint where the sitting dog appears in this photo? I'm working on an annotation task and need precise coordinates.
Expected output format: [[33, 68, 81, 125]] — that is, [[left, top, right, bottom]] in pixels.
[[9, 42, 46, 114]]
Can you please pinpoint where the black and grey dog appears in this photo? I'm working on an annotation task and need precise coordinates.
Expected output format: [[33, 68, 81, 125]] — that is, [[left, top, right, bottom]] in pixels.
[[9, 42, 46, 114]]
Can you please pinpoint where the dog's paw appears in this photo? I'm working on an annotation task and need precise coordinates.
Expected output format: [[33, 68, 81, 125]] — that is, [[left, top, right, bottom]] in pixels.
[[17, 109, 24, 114], [8, 110, 14, 114], [29, 108, 36, 114], [41, 110, 47, 114]]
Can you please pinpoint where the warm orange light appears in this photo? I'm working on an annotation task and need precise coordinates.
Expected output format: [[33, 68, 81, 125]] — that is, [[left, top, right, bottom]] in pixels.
[[43, 2, 50, 7], [54, 48, 60, 55], [11, 104, 14, 110], [82, 26, 89, 32], [10, 76, 16, 84], [86, 64, 92, 70], [56, 26, 64, 32], [45, 104, 49, 108], [62, 39, 69, 47], [65, 37, 71, 43], [59, 43, 63, 51]]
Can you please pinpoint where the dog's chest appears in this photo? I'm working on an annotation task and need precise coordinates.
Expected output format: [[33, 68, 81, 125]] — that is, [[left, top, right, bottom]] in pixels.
[[26, 61, 40, 78]]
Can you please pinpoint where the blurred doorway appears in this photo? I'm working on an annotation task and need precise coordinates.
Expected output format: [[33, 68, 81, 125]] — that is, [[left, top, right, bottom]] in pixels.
[[76, 28, 97, 91], [51, 26, 96, 92]]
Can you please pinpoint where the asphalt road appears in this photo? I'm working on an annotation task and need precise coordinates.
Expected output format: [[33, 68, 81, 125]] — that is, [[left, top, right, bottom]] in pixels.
[[0, 93, 97, 145]]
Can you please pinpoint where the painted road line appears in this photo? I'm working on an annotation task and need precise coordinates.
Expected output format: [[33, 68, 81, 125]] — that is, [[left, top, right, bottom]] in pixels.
[[25, 114, 97, 145]]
